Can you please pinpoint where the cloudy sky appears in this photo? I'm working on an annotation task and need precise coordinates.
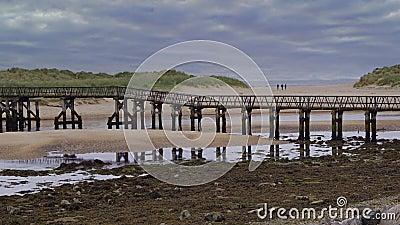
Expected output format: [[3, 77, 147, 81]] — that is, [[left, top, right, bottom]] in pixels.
[[1, 0, 400, 83]]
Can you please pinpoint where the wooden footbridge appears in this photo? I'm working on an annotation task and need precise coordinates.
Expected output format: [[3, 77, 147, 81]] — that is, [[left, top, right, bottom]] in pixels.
[[2, 86, 400, 142]]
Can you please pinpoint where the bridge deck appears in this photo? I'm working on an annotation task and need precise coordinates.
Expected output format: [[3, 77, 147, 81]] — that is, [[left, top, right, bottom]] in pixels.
[[1, 87, 400, 111]]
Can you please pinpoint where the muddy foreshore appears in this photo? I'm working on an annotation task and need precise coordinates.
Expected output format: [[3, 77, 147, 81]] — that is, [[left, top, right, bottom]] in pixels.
[[0, 140, 400, 225]]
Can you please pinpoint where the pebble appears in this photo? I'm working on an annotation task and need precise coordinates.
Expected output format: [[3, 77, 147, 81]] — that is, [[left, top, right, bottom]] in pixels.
[[148, 191, 161, 199], [179, 210, 191, 220], [6, 206, 21, 215], [295, 195, 309, 200], [60, 200, 71, 206], [204, 212, 225, 222], [310, 199, 324, 205]]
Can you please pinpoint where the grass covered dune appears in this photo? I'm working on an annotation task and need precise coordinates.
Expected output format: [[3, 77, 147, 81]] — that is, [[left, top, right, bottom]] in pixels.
[[0, 68, 247, 90]]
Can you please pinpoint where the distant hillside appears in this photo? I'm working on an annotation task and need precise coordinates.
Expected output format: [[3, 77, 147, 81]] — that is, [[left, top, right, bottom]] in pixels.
[[0, 68, 248, 90], [354, 64, 400, 88]]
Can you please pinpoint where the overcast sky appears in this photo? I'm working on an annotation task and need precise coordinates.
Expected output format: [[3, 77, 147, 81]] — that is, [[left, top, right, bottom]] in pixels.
[[1, 0, 400, 82]]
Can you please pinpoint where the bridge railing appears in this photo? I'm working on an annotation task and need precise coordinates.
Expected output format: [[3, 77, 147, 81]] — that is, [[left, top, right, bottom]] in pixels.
[[1, 87, 400, 111]]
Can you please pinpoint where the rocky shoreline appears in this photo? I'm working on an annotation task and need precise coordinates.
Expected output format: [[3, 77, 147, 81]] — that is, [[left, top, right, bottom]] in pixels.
[[0, 138, 399, 224]]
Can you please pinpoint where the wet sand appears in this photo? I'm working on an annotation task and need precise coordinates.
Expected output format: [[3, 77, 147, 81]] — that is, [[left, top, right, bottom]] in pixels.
[[0, 130, 287, 160]]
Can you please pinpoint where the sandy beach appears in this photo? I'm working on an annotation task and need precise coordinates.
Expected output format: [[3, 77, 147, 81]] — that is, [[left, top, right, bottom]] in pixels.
[[0, 130, 287, 160]]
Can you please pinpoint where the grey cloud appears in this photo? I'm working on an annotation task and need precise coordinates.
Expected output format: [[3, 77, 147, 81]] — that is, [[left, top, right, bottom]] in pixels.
[[0, 0, 399, 82]]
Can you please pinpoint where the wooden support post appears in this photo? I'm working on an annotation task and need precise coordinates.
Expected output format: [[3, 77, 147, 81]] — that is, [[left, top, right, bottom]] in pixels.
[[26, 101, 31, 131], [70, 99, 76, 129], [299, 143, 305, 160], [140, 152, 146, 161], [269, 145, 275, 158], [197, 108, 202, 131], [171, 105, 178, 131], [190, 107, 195, 131], [275, 145, 280, 160], [304, 110, 310, 140], [365, 111, 371, 142], [241, 146, 247, 160], [6, 100, 18, 132], [298, 110, 305, 141], [221, 147, 226, 161], [35, 100, 40, 131], [247, 145, 252, 160], [132, 100, 145, 130], [62, 99, 67, 129], [123, 99, 129, 129], [337, 110, 343, 140], [152, 150, 157, 161], [18, 100, 24, 131], [331, 110, 337, 140], [216, 147, 221, 160], [216, 108, 221, 133], [197, 149, 203, 159], [158, 148, 163, 161], [247, 108, 252, 135], [178, 148, 183, 159], [371, 111, 377, 142], [191, 148, 196, 159], [178, 108, 182, 131], [190, 107, 202, 131], [172, 148, 177, 160], [269, 108, 275, 139], [221, 108, 226, 133], [151, 102, 156, 129], [274, 109, 280, 140], [158, 105, 163, 130], [305, 143, 310, 157], [241, 108, 247, 135], [132, 100, 138, 129]]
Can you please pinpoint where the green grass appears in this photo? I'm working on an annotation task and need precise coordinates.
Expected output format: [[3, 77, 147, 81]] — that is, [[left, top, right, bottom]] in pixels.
[[0, 68, 248, 90], [354, 64, 400, 88]]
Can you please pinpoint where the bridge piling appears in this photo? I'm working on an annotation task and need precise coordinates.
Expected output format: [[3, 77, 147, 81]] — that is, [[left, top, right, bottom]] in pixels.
[[241, 108, 252, 135], [171, 105, 182, 131], [269, 108, 275, 139], [215, 107, 227, 133], [55, 97, 82, 130], [190, 107, 202, 131], [371, 111, 377, 142], [331, 110, 343, 140], [365, 111, 371, 142], [337, 110, 343, 140], [150, 102, 163, 130], [298, 110, 305, 141], [305, 110, 311, 140], [132, 100, 145, 129], [274, 109, 280, 140], [364, 110, 377, 142], [298, 109, 310, 141], [116, 152, 129, 163]]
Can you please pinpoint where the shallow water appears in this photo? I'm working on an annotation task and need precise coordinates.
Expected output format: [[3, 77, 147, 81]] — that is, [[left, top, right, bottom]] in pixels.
[[0, 171, 122, 196], [0, 129, 398, 196]]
